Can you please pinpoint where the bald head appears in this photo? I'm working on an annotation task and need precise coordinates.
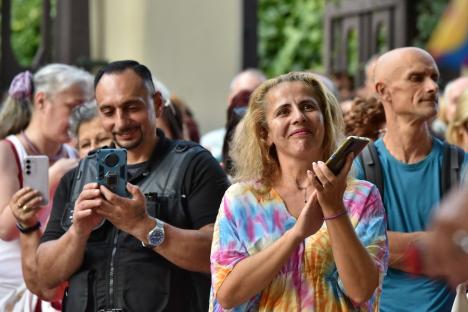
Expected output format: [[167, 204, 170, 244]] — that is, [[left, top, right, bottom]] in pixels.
[[374, 47, 436, 85], [373, 47, 440, 121], [228, 69, 266, 104]]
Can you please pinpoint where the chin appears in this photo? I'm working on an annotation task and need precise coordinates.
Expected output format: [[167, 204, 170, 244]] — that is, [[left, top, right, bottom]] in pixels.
[[115, 138, 143, 150]]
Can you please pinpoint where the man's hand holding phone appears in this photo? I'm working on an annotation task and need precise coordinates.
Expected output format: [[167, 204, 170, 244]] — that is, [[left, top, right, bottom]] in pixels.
[[96, 183, 149, 237], [72, 183, 105, 238]]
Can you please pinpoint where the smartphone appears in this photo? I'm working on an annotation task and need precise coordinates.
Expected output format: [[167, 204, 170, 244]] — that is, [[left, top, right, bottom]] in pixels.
[[96, 148, 128, 197], [23, 155, 49, 205], [326, 136, 371, 175]]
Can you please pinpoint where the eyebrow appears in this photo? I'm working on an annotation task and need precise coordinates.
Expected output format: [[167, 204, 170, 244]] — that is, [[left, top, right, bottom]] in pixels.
[[273, 97, 319, 112]]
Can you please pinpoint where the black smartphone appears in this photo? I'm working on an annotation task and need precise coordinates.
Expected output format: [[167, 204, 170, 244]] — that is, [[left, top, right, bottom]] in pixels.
[[325, 136, 371, 175], [96, 148, 128, 197]]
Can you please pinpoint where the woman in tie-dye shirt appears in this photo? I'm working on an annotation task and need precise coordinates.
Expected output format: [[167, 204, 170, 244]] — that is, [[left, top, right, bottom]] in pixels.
[[210, 72, 388, 311]]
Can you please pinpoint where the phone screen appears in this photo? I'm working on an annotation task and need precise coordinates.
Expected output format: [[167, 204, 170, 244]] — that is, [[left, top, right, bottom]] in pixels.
[[325, 136, 370, 175]]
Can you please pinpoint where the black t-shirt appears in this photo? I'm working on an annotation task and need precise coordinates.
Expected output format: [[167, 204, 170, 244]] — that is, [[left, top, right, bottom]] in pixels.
[[42, 132, 229, 240]]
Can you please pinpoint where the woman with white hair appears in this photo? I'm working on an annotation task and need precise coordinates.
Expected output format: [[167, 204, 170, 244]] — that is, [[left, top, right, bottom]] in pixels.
[[0, 64, 93, 310]]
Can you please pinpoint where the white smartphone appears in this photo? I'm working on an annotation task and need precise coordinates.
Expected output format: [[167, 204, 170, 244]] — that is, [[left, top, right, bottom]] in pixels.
[[23, 155, 49, 205]]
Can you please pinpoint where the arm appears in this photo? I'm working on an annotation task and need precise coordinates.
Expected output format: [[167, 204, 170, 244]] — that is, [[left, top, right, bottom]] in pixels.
[[19, 230, 59, 300], [212, 184, 324, 309], [37, 224, 89, 288], [37, 183, 105, 288], [97, 183, 216, 273], [216, 228, 302, 309], [425, 186, 468, 286], [387, 230, 427, 274], [0, 141, 23, 240], [97, 150, 229, 273], [311, 155, 381, 304], [325, 213, 380, 303], [137, 218, 214, 272], [9, 186, 59, 300]]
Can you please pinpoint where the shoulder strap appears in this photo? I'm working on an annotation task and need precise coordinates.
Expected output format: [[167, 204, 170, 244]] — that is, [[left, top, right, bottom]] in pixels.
[[138, 140, 205, 195], [358, 141, 384, 199], [4, 139, 23, 188], [441, 142, 464, 196]]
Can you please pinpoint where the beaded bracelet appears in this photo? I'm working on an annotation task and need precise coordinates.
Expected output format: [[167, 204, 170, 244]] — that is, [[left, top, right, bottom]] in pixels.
[[323, 210, 347, 221], [16, 221, 41, 234]]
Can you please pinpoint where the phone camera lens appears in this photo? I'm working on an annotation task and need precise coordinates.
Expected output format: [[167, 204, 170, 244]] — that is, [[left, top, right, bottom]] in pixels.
[[26, 165, 31, 170], [26, 159, 31, 164], [104, 153, 119, 167], [26, 170, 31, 175]]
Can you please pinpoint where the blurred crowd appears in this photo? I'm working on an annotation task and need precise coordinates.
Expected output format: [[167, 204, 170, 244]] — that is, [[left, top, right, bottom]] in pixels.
[[0, 46, 467, 312]]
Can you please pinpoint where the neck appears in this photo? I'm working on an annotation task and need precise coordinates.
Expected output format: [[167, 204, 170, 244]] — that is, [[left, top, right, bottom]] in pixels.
[[22, 126, 63, 158], [126, 132, 159, 164], [383, 114, 433, 163], [276, 151, 321, 190]]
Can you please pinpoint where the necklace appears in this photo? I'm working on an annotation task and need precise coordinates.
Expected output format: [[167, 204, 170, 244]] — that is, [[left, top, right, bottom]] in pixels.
[[295, 180, 308, 203], [21, 131, 64, 163]]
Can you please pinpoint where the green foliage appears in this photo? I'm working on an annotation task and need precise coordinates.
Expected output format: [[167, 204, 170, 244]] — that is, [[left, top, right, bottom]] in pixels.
[[413, 0, 447, 48], [258, 0, 448, 78], [10, 0, 42, 67], [258, 0, 325, 77]]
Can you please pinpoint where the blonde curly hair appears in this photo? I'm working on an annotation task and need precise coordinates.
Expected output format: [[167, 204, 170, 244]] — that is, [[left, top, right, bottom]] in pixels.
[[446, 89, 468, 150], [230, 71, 345, 190]]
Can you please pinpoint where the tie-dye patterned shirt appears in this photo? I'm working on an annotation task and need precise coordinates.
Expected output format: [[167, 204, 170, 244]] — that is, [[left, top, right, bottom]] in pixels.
[[210, 179, 388, 312]]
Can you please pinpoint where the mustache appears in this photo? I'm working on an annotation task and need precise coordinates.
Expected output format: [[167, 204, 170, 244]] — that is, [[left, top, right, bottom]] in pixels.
[[421, 95, 438, 101], [112, 126, 139, 136]]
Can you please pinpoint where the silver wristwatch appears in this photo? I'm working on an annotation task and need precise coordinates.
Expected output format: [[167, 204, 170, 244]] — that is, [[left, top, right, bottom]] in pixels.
[[142, 218, 165, 248]]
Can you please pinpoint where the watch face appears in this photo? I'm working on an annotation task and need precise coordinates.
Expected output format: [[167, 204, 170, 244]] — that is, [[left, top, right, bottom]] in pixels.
[[148, 221, 165, 247], [149, 228, 164, 246]]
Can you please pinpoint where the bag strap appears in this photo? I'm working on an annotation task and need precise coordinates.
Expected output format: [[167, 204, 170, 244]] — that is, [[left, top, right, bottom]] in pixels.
[[359, 142, 384, 199], [358, 142, 387, 228], [441, 142, 464, 196], [4, 138, 23, 188]]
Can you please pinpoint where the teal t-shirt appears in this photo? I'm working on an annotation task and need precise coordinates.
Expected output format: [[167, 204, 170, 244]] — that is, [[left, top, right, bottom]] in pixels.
[[354, 137, 468, 312]]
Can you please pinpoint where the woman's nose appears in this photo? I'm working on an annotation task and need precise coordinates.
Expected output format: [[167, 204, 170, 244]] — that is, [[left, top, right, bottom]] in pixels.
[[292, 106, 306, 123]]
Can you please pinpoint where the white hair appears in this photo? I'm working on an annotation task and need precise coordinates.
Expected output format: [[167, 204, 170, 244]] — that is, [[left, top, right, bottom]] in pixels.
[[152, 78, 171, 106], [34, 63, 94, 100]]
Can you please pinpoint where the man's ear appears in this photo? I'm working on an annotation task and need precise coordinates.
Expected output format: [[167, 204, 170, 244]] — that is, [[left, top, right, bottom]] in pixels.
[[375, 81, 391, 102], [153, 91, 164, 118], [34, 91, 46, 109]]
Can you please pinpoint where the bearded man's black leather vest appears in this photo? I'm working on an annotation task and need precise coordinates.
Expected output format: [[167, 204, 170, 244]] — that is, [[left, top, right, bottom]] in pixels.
[[60, 140, 209, 312]]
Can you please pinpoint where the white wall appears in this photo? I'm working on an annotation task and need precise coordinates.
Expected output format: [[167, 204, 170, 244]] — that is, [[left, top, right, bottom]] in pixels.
[[90, 0, 242, 135]]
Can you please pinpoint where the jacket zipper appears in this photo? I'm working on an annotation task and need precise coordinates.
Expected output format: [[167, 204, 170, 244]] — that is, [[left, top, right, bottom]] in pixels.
[[108, 230, 119, 307]]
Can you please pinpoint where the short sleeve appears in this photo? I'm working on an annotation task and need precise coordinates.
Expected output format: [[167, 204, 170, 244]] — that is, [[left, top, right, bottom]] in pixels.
[[210, 187, 250, 297], [184, 150, 230, 229], [344, 181, 388, 307], [355, 185, 388, 277]]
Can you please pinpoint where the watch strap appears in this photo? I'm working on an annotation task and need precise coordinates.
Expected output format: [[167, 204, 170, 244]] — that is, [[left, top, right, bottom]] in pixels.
[[16, 221, 41, 234]]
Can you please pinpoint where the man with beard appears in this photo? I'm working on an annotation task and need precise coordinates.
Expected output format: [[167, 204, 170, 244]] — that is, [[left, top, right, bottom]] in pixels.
[[35, 60, 229, 312], [354, 47, 468, 311]]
